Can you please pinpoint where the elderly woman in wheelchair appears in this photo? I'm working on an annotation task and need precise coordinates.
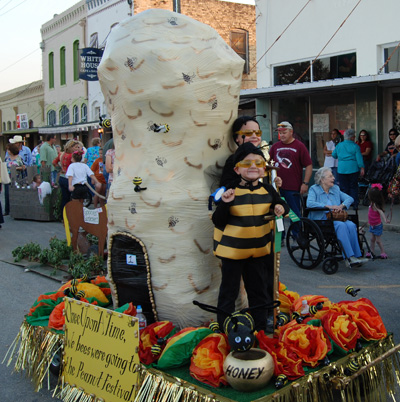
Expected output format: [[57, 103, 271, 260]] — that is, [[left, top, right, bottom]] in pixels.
[[306, 167, 369, 269]]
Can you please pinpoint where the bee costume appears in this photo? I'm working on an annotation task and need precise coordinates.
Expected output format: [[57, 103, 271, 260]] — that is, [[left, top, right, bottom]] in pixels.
[[212, 143, 289, 331]]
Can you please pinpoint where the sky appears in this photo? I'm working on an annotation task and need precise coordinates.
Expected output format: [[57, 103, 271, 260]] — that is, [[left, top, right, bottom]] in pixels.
[[0, 0, 255, 94]]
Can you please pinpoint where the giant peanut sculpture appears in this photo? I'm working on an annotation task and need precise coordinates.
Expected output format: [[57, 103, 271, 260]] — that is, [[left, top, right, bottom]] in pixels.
[[98, 8, 245, 328]]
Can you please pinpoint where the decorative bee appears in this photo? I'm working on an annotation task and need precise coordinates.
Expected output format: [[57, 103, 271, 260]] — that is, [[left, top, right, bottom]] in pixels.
[[210, 139, 222, 150], [121, 134, 126, 140], [64, 286, 86, 300], [345, 285, 360, 297], [344, 358, 360, 376], [168, 216, 179, 228], [275, 374, 288, 389], [209, 321, 221, 333], [193, 299, 280, 352], [309, 302, 324, 315], [210, 98, 218, 110], [151, 336, 167, 356], [124, 57, 138, 71], [320, 356, 330, 366], [276, 313, 289, 327], [101, 119, 111, 129], [291, 311, 304, 324], [129, 203, 137, 214], [151, 344, 162, 356], [168, 17, 178, 25], [147, 121, 170, 133], [355, 340, 363, 352], [224, 311, 255, 352], [155, 156, 167, 167], [182, 72, 195, 84], [147, 121, 157, 131], [133, 177, 147, 192], [75, 290, 86, 299]]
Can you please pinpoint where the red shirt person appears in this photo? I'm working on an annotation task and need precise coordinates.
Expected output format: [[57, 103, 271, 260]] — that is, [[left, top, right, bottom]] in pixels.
[[269, 121, 312, 219]]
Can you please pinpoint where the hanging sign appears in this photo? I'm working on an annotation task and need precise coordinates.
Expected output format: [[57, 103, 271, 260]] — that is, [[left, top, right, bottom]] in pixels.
[[79, 48, 104, 81], [17, 113, 29, 129]]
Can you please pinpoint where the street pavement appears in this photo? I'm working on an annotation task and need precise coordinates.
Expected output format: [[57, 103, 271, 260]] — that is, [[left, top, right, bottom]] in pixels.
[[0, 204, 400, 401]]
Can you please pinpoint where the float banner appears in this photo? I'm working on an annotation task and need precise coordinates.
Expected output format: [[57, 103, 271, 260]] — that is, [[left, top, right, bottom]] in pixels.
[[79, 48, 104, 81], [62, 298, 139, 402]]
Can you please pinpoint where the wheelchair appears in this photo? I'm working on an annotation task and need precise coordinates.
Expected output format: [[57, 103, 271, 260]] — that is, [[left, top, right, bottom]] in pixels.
[[286, 195, 372, 275]]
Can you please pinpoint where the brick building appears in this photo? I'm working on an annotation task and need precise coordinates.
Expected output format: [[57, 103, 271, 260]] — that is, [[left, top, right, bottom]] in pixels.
[[0, 0, 257, 156], [133, 0, 257, 90]]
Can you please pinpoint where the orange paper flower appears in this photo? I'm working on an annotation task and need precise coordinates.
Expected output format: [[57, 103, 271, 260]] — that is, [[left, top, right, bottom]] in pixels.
[[279, 288, 300, 314], [279, 322, 330, 367], [48, 301, 66, 331], [257, 331, 304, 380], [337, 298, 387, 341], [139, 321, 176, 365], [321, 311, 360, 352], [190, 333, 230, 387]]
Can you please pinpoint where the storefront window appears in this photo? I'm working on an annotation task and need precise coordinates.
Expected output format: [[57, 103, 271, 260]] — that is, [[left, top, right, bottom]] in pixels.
[[310, 91, 355, 168], [393, 93, 400, 132], [271, 97, 310, 148]]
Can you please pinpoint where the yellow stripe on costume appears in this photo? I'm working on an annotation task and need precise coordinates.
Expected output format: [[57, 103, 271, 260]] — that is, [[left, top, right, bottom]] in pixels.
[[230, 203, 271, 216], [222, 223, 270, 239], [214, 228, 223, 242], [235, 187, 269, 196], [215, 243, 271, 260]]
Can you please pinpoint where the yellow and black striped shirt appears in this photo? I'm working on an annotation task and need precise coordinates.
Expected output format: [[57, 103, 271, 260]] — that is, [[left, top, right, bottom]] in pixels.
[[213, 183, 288, 260]]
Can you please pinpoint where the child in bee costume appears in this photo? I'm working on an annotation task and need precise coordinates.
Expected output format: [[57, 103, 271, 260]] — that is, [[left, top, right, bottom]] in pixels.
[[212, 143, 289, 331]]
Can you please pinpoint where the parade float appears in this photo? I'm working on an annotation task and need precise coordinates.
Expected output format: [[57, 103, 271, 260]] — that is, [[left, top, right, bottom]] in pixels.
[[4, 9, 400, 402]]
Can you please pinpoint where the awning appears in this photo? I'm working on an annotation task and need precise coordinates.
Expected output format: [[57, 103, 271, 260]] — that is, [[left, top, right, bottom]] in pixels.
[[240, 71, 400, 99], [38, 122, 100, 134], [1, 128, 39, 136]]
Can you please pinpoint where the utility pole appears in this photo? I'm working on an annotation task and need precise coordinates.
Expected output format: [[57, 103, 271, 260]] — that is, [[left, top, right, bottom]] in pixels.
[[173, 0, 181, 13]]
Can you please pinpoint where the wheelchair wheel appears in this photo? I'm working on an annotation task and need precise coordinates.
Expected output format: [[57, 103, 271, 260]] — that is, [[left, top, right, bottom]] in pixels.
[[286, 218, 324, 269], [322, 257, 339, 275]]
